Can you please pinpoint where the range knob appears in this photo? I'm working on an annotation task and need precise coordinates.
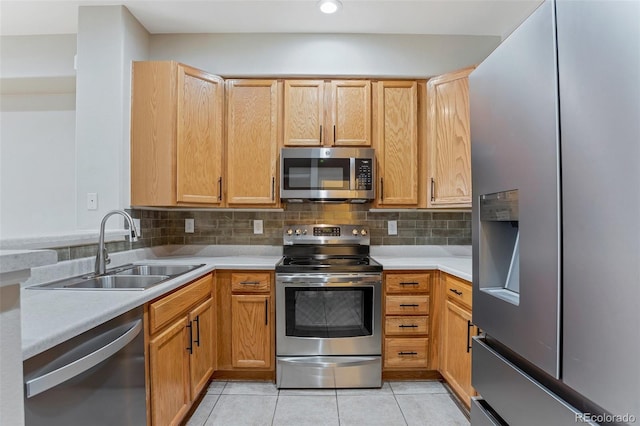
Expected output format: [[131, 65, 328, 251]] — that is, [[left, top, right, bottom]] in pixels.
[[360, 229, 368, 236], [352, 229, 359, 236], [295, 229, 302, 236], [286, 229, 293, 236]]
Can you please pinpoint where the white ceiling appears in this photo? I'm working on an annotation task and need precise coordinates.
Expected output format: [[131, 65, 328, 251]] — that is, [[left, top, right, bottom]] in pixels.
[[0, 0, 543, 38]]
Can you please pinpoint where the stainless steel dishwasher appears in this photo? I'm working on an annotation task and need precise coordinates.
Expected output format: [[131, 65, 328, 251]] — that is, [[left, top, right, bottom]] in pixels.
[[23, 307, 146, 426]]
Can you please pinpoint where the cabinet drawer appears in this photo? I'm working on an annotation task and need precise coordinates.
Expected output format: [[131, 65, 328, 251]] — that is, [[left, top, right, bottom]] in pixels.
[[384, 338, 429, 368], [385, 273, 431, 293], [385, 316, 429, 336], [445, 274, 472, 309], [386, 295, 429, 315], [150, 274, 212, 334], [231, 272, 271, 293]]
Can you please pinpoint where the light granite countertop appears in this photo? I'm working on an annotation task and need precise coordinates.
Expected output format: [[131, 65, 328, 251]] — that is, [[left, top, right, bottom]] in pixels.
[[21, 245, 472, 360]]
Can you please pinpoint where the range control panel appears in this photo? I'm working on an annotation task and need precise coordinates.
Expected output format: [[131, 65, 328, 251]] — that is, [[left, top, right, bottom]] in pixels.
[[283, 224, 370, 245]]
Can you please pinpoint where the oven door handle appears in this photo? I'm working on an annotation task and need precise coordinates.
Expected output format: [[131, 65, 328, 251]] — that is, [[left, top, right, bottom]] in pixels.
[[277, 356, 380, 368], [276, 274, 382, 286]]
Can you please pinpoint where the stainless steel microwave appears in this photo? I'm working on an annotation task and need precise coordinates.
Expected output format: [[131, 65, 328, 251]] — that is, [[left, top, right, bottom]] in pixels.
[[280, 147, 375, 203]]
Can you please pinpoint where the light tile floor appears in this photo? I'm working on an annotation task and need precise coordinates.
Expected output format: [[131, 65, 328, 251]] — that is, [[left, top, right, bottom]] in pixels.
[[186, 381, 470, 426]]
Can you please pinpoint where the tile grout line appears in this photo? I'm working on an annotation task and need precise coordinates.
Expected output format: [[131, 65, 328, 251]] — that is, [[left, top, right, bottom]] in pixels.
[[270, 387, 280, 426], [201, 381, 227, 426], [390, 382, 410, 426]]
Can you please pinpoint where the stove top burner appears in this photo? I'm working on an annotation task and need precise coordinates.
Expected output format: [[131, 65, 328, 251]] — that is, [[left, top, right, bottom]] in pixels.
[[276, 255, 382, 273], [284, 257, 370, 267]]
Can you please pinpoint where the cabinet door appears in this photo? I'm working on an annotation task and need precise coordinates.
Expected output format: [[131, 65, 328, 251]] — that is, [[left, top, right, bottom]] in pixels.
[[231, 294, 271, 368], [226, 80, 280, 205], [149, 317, 191, 426], [441, 300, 475, 408], [283, 80, 324, 146], [375, 81, 419, 205], [427, 68, 473, 207], [189, 298, 215, 398], [176, 64, 224, 205], [329, 80, 371, 146]]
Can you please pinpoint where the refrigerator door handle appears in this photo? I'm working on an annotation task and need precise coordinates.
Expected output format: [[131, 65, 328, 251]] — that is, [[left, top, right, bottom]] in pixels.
[[25, 319, 143, 398]]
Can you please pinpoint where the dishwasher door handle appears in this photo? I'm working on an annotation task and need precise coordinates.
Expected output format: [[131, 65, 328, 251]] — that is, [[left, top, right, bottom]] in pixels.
[[25, 319, 143, 398]]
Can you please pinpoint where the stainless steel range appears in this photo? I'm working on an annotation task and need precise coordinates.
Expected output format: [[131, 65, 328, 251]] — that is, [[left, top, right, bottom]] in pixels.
[[275, 224, 383, 389]]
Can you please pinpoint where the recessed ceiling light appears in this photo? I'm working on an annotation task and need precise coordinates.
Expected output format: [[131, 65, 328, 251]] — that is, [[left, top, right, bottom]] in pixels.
[[318, 0, 342, 14]]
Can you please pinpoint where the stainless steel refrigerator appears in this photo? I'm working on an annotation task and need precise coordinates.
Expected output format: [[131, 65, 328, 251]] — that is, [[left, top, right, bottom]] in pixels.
[[469, 0, 640, 424]]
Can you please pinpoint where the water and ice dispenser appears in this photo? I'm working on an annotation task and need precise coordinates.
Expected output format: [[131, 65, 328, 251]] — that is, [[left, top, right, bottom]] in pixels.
[[478, 189, 520, 305]]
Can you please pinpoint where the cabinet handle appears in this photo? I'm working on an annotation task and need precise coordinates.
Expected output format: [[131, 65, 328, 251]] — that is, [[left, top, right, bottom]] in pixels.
[[218, 177, 222, 201], [398, 324, 418, 328], [449, 288, 463, 296], [240, 280, 261, 285], [194, 315, 200, 347], [399, 303, 419, 308], [467, 320, 474, 353], [333, 125, 336, 145], [271, 176, 275, 201], [400, 282, 419, 286], [398, 351, 418, 356], [430, 178, 435, 202], [380, 178, 384, 201], [320, 125, 323, 144], [186, 321, 193, 354], [265, 299, 269, 325]]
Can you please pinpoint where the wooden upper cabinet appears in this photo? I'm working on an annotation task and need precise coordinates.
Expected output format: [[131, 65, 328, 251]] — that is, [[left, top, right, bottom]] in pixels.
[[283, 79, 371, 146], [226, 79, 281, 206], [131, 61, 224, 207], [330, 80, 371, 146], [283, 80, 324, 146], [373, 81, 420, 206], [427, 67, 473, 208]]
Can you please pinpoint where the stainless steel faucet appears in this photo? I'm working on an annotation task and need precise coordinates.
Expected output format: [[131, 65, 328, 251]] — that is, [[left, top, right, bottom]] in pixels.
[[95, 210, 140, 275]]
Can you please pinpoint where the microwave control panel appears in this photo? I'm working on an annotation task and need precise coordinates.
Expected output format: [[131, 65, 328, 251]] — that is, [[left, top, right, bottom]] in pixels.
[[355, 159, 373, 190]]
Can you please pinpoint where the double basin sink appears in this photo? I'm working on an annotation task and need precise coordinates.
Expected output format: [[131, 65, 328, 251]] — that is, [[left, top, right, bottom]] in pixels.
[[29, 263, 206, 291]]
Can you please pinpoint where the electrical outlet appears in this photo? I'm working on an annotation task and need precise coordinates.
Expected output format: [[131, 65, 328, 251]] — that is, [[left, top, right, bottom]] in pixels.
[[388, 220, 398, 235], [253, 220, 264, 234], [185, 218, 195, 233], [87, 193, 98, 210]]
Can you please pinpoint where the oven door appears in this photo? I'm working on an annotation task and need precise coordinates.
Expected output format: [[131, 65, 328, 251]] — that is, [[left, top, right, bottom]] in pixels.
[[276, 273, 382, 356]]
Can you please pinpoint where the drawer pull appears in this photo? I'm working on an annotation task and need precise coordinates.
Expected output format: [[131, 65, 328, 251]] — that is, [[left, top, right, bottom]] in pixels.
[[400, 282, 419, 286], [398, 351, 418, 356], [240, 281, 261, 285], [399, 303, 419, 307], [449, 288, 463, 296], [398, 324, 418, 328]]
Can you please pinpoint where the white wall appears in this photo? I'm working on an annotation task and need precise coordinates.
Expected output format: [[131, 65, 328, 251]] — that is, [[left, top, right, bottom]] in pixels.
[[150, 33, 500, 78], [0, 97, 76, 239], [0, 34, 77, 240], [74, 6, 149, 230]]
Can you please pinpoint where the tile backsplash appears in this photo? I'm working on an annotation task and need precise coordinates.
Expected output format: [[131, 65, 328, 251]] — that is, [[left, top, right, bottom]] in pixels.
[[50, 204, 471, 261]]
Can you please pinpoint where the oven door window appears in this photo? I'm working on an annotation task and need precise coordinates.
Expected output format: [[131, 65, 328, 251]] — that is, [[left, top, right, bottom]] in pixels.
[[285, 287, 373, 338], [283, 158, 350, 190]]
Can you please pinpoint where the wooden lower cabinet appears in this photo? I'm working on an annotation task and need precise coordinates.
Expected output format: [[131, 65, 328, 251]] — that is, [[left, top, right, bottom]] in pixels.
[[215, 270, 275, 380], [383, 271, 434, 378], [232, 294, 271, 368], [439, 273, 476, 409], [149, 318, 191, 426], [148, 274, 214, 426]]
